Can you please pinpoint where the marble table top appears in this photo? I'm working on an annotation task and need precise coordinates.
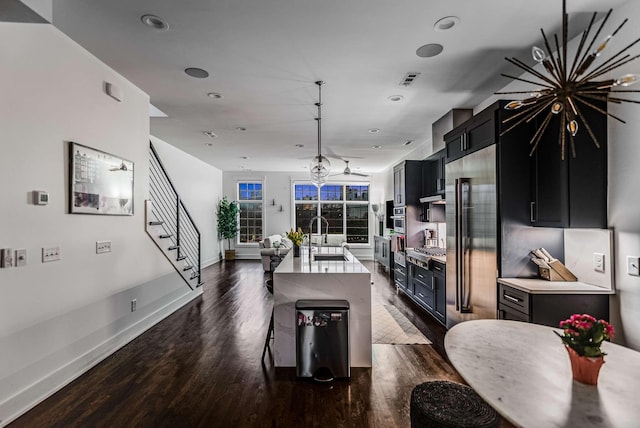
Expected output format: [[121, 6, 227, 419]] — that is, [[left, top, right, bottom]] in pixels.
[[445, 320, 640, 428]]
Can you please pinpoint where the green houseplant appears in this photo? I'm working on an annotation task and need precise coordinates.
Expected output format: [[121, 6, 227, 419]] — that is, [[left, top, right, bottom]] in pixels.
[[216, 196, 240, 260]]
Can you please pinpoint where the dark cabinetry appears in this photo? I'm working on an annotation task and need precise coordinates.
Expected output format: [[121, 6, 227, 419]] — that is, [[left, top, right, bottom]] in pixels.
[[422, 149, 446, 198], [530, 102, 607, 228], [445, 108, 495, 163], [374, 236, 392, 270], [394, 263, 408, 292], [497, 283, 609, 327], [393, 160, 422, 207], [405, 261, 446, 326]]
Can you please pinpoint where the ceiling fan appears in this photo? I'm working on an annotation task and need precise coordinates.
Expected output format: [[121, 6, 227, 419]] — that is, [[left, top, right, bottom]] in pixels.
[[330, 160, 368, 177]]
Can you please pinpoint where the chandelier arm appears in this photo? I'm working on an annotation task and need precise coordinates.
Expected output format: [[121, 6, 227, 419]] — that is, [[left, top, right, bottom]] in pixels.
[[572, 102, 601, 149], [500, 73, 555, 89], [569, 133, 577, 158], [579, 50, 640, 84], [574, 95, 626, 123], [577, 9, 613, 72], [500, 98, 554, 136], [495, 90, 553, 95], [541, 29, 563, 83], [554, 34, 566, 82], [610, 89, 640, 93], [562, 0, 568, 83], [568, 13, 598, 79], [579, 93, 613, 103], [605, 96, 640, 105], [559, 112, 567, 161], [528, 112, 553, 156], [579, 54, 632, 83], [501, 96, 554, 124], [506, 57, 559, 86]]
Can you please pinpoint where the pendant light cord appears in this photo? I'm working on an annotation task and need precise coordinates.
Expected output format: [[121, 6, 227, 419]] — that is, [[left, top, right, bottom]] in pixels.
[[316, 80, 323, 164]]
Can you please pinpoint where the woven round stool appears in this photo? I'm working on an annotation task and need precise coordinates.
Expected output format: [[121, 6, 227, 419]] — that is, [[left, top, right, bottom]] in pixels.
[[410, 381, 499, 428]]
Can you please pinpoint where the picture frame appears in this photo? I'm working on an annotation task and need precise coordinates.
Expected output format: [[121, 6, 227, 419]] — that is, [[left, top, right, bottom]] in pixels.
[[69, 142, 134, 215]]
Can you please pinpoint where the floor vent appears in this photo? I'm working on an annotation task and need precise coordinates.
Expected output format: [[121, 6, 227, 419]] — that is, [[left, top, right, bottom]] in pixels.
[[400, 72, 421, 87]]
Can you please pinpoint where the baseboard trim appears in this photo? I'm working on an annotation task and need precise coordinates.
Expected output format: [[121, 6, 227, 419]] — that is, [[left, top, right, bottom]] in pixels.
[[0, 286, 202, 426]]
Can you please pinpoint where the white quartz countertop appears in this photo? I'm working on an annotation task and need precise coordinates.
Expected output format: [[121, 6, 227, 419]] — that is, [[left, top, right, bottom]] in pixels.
[[445, 319, 640, 428], [275, 246, 370, 274], [498, 277, 615, 294]]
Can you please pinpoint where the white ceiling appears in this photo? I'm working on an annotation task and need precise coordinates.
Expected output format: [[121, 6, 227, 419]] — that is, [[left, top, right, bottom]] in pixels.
[[47, 0, 629, 174]]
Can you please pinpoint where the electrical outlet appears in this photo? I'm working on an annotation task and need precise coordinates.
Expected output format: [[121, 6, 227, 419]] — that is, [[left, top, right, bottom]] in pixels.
[[96, 240, 112, 254], [131, 299, 137, 312], [627, 256, 640, 276], [15, 249, 26, 267], [593, 253, 605, 273], [42, 246, 61, 263]]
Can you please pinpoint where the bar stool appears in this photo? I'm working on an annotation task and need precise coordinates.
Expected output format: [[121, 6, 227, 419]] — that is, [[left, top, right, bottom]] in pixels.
[[261, 278, 274, 361]]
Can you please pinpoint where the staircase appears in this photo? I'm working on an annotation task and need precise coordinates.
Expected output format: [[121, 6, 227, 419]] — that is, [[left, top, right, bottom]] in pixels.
[[146, 142, 202, 289]]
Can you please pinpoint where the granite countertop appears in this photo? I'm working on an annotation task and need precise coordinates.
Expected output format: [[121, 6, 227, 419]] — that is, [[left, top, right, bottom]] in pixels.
[[275, 246, 370, 274], [498, 277, 615, 294]]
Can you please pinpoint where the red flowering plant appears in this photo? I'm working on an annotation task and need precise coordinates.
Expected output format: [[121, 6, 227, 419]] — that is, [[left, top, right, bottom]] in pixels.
[[555, 314, 615, 358]]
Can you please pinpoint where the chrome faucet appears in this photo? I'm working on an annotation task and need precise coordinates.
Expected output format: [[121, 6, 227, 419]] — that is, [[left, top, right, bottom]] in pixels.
[[308, 215, 329, 248]]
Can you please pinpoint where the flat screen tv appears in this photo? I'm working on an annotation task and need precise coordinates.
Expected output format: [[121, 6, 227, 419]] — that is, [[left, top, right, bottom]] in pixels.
[[385, 200, 394, 229]]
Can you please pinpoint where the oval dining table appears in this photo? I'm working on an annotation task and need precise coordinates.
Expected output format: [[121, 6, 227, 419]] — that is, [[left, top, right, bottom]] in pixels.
[[444, 319, 640, 428]]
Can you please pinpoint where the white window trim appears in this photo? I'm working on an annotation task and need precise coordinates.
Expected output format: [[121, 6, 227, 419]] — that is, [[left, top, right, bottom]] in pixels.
[[236, 179, 265, 247], [292, 180, 371, 247]]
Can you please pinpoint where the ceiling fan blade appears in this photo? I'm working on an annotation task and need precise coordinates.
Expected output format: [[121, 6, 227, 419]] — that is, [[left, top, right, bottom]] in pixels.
[[351, 172, 369, 177]]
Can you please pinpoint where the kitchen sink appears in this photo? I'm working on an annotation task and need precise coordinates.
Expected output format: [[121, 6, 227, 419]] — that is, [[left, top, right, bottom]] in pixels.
[[313, 254, 348, 262]]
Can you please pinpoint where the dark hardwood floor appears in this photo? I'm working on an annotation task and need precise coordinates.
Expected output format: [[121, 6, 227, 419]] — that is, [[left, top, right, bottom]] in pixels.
[[10, 260, 472, 427]]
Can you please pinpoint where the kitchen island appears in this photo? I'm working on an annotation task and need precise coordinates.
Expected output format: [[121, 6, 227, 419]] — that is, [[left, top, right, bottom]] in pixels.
[[273, 246, 372, 367]]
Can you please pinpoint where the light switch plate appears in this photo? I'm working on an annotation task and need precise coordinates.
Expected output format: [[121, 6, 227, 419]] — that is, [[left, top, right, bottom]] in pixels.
[[96, 240, 112, 254], [593, 253, 604, 273], [627, 256, 640, 276], [1, 248, 13, 268], [42, 246, 61, 263], [15, 249, 26, 267]]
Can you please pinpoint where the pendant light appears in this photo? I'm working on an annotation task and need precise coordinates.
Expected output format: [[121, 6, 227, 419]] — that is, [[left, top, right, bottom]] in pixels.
[[309, 80, 331, 186]]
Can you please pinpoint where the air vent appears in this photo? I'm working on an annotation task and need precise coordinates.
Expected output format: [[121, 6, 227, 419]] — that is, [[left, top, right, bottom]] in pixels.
[[203, 131, 217, 138], [400, 72, 421, 87]]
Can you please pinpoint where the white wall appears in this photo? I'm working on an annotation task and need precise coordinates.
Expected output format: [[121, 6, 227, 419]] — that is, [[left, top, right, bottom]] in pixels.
[[222, 171, 380, 260], [0, 23, 218, 424]]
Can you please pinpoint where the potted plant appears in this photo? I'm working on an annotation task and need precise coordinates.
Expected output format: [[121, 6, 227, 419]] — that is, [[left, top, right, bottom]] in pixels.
[[286, 228, 306, 257], [216, 196, 240, 260], [555, 313, 615, 385]]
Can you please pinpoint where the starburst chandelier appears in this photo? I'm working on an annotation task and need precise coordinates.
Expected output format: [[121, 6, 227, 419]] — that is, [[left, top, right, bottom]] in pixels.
[[497, 0, 640, 159]]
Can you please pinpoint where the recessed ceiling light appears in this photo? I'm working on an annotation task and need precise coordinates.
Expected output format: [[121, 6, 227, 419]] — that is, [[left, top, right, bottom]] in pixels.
[[141, 14, 169, 31], [295, 144, 304, 148], [416, 43, 444, 58], [388, 95, 404, 102], [203, 131, 217, 138], [372, 145, 382, 149], [404, 140, 414, 146], [434, 16, 460, 32], [185, 67, 209, 79], [368, 128, 380, 134], [205, 142, 213, 147], [207, 92, 223, 99], [241, 156, 248, 160], [235, 127, 247, 131]]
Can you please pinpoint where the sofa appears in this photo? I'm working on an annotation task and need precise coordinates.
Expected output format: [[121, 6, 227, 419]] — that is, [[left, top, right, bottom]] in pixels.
[[259, 234, 292, 271]]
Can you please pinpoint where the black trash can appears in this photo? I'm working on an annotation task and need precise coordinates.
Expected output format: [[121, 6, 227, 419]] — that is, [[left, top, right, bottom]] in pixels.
[[295, 299, 350, 382]]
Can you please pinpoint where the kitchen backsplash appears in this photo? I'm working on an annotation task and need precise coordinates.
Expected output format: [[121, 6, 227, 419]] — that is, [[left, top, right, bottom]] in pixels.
[[564, 228, 614, 290]]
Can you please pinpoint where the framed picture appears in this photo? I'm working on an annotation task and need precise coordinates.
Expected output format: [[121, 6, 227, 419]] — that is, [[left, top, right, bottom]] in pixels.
[[69, 142, 134, 215]]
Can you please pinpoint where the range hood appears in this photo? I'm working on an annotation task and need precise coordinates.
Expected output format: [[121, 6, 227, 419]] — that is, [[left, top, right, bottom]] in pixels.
[[420, 195, 445, 204]]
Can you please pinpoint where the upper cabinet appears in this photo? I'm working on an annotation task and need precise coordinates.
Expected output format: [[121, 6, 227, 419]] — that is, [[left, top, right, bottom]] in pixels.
[[445, 108, 495, 163], [529, 100, 607, 228], [444, 100, 607, 229], [393, 160, 422, 207], [422, 149, 446, 198]]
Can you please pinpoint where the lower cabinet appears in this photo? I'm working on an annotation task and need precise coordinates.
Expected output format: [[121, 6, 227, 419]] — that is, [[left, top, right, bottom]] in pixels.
[[404, 260, 446, 326], [498, 283, 609, 327], [394, 263, 408, 292]]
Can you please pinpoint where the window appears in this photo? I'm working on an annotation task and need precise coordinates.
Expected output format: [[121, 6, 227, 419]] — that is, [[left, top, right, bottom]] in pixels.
[[237, 182, 263, 244], [294, 183, 369, 244]]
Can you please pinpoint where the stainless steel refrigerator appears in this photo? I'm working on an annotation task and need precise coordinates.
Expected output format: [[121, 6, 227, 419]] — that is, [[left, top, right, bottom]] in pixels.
[[445, 145, 498, 329]]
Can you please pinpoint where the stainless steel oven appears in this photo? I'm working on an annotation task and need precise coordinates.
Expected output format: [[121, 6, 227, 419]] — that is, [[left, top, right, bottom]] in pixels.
[[392, 206, 405, 234]]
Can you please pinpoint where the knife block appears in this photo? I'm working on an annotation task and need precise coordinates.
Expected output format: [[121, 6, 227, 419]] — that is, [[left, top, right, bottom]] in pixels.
[[539, 267, 564, 281]]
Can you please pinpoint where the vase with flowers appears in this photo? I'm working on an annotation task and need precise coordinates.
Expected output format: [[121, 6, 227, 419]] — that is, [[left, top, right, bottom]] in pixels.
[[555, 313, 615, 385], [286, 228, 306, 257]]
